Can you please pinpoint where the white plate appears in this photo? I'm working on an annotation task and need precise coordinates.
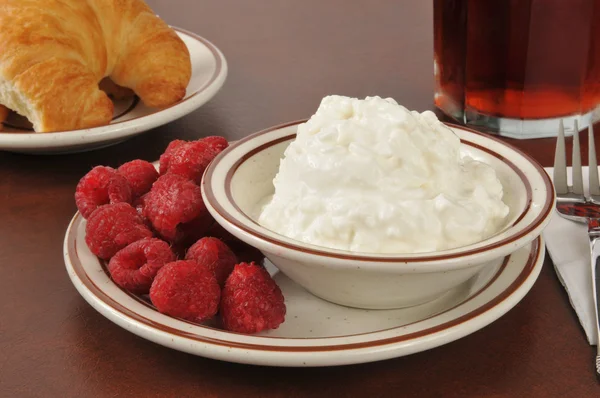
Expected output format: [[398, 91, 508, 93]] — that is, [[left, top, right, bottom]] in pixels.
[[0, 28, 227, 154], [63, 211, 545, 367]]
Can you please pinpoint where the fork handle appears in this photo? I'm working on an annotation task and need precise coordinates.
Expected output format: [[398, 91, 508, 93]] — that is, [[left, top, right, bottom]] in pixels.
[[588, 232, 600, 378]]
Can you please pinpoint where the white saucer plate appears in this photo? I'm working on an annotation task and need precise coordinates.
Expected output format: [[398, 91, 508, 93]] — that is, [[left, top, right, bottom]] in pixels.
[[0, 27, 227, 154], [64, 211, 545, 367]]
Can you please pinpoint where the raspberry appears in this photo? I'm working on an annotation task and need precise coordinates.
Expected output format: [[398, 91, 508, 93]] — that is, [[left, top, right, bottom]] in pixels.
[[159, 139, 223, 184], [75, 166, 132, 219], [143, 174, 209, 242], [164, 212, 215, 257], [232, 242, 266, 265], [132, 193, 147, 215], [177, 210, 215, 246], [158, 140, 186, 175], [149, 260, 220, 323], [206, 223, 265, 265], [185, 237, 238, 286], [117, 160, 159, 199], [202, 136, 229, 154], [108, 238, 176, 294], [221, 262, 286, 334], [169, 241, 191, 260], [205, 222, 237, 244], [85, 203, 153, 260]]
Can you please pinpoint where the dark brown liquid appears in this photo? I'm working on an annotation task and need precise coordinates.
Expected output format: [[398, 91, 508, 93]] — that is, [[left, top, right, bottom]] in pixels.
[[434, 0, 600, 120]]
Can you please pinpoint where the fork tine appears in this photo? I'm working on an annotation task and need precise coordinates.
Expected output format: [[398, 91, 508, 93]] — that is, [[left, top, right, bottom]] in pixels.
[[554, 120, 569, 195], [589, 123, 600, 197], [572, 120, 584, 195]]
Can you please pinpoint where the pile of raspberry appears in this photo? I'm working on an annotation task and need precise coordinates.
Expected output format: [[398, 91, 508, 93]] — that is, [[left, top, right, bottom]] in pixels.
[[74, 136, 286, 334]]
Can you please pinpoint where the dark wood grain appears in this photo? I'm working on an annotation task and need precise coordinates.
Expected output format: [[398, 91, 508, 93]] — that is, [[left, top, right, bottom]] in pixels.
[[0, 1, 598, 397]]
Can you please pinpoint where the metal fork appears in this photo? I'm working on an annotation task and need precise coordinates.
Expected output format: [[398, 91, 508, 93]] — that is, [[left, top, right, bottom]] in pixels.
[[553, 120, 600, 378]]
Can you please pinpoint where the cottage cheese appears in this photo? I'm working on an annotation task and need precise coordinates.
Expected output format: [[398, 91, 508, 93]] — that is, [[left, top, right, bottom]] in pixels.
[[258, 96, 509, 254]]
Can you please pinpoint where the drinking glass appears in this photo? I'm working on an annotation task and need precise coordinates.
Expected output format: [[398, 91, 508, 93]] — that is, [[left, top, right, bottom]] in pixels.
[[434, 0, 600, 138]]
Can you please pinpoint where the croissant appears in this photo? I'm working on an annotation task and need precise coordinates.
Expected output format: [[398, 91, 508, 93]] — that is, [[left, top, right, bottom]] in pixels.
[[0, 0, 192, 133]]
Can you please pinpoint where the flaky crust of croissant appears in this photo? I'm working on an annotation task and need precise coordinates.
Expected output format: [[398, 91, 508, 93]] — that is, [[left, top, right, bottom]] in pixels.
[[0, 0, 191, 133]]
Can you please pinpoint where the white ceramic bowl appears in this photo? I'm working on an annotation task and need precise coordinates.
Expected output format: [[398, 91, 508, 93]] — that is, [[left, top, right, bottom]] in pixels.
[[202, 121, 554, 309]]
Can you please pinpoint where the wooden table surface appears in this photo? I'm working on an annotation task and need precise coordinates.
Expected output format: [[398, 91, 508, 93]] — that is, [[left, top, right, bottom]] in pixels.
[[1, 1, 598, 397]]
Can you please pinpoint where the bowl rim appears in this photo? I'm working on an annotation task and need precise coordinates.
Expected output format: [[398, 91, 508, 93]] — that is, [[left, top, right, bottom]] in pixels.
[[202, 120, 554, 267]]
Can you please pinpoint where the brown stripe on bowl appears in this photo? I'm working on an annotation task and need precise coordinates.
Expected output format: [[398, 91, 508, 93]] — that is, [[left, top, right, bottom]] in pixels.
[[203, 121, 553, 263]]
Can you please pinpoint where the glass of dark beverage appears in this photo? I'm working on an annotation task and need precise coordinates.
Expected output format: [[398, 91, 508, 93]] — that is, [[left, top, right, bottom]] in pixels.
[[434, 0, 600, 138]]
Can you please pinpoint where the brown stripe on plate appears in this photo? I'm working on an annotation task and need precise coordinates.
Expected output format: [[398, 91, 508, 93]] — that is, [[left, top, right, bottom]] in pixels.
[[68, 211, 542, 352], [203, 121, 552, 262], [97, 235, 512, 340]]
